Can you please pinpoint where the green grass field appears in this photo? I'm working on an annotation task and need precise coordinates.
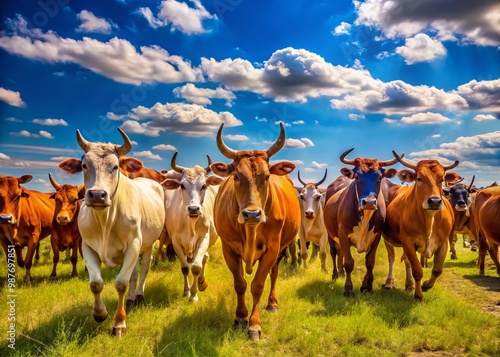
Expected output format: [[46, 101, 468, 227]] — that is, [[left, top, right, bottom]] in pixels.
[[1, 237, 499, 357]]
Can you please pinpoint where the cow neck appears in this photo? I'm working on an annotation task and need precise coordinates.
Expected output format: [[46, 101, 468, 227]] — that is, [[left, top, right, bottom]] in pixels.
[[346, 182, 362, 220]]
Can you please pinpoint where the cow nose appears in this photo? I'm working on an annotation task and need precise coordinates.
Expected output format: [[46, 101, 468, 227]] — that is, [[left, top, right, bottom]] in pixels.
[[242, 209, 261, 223], [0, 214, 14, 225], [187, 206, 201, 216], [305, 211, 315, 219], [427, 197, 442, 209], [360, 197, 377, 210], [87, 190, 108, 205], [57, 215, 70, 224]]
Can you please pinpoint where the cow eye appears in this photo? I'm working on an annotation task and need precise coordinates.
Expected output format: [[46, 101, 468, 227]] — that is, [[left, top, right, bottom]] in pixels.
[[265, 174, 271, 181], [417, 177, 422, 182], [233, 175, 239, 181], [299, 194, 304, 200], [180, 184, 185, 190], [82, 164, 87, 170], [112, 165, 119, 171], [316, 195, 322, 201], [201, 184, 207, 190]]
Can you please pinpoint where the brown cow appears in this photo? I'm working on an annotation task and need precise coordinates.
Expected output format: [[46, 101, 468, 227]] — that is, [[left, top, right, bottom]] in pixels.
[[48, 173, 84, 278], [469, 185, 500, 276], [382, 152, 458, 300], [210, 123, 300, 340], [0, 175, 55, 282], [323, 149, 399, 297], [119, 156, 165, 182]]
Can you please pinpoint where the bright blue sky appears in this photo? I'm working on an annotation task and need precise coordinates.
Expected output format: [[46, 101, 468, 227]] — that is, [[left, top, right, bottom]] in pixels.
[[0, 0, 499, 191]]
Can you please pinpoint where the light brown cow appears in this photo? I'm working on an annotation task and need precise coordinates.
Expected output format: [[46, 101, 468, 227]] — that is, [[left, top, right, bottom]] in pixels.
[[0, 175, 55, 282], [210, 123, 300, 340], [382, 152, 458, 300], [48, 173, 84, 278]]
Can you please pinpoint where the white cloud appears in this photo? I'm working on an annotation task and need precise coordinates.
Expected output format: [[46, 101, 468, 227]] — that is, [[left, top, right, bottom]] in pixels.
[[10, 130, 54, 139], [109, 102, 242, 137], [224, 134, 249, 141], [39, 130, 54, 139], [14, 162, 30, 167], [255, 116, 268, 122], [431, 134, 442, 138], [355, 0, 500, 46], [132, 150, 163, 160], [173, 83, 236, 106], [0, 15, 202, 85], [454, 79, 500, 112], [474, 114, 496, 122], [0, 87, 25, 107], [32, 118, 68, 126], [348, 113, 365, 121], [138, 0, 218, 34], [76, 10, 116, 34], [395, 34, 447, 64], [285, 138, 314, 149], [311, 161, 328, 169], [292, 120, 305, 125], [152, 144, 177, 150], [333, 22, 351, 36], [5, 117, 22, 122], [0, 153, 11, 160], [50, 156, 71, 161], [384, 118, 398, 124], [400, 112, 454, 124]]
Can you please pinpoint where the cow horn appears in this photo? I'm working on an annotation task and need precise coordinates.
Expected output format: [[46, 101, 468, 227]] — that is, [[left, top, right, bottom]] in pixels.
[[392, 150, 417, 170], [378, 153, 404, 167], [297, 170, 306, 186], [216, 124, 237, 159], [468, 175, 475, 192], [339, 148, 356, 165], [48, 173, 60, 190], [76, 130, 90, 152], [442, 160, 460, 171], [266, 122, 286, 158], [315, 169, 328, 187], [115, 128, 132, 157], [205, 155, 212, 174], [170, 152, 186, 173]]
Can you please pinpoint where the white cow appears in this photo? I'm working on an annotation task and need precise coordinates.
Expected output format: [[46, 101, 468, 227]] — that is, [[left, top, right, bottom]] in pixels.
[[161, 152, 222, 302], [59, 128, 166, 337], [296, 170, 328, 272]]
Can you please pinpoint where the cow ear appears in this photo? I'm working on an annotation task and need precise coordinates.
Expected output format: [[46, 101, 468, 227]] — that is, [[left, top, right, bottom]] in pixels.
[[120, 157, 143, 173], [340, 167, 354, 179], [161, 180, 180, 190], [49, 192, 56, 199], [59, 159, 83, 174], [383, 168, 397, 179], [77, 184, 85, 199], [18, 175, 33, 184], [206, 175, 224, 186], [444, 172, 461, 183], [398, 169, 416, 183], [270, 161, 296, 176], [210, 162, 230, 177]]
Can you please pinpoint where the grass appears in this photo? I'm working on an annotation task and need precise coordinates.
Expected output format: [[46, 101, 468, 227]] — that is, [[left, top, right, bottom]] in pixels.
[[0, 237, 499, 357]]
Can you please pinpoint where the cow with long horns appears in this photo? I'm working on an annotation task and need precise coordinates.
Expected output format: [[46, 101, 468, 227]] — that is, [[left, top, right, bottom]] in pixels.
[[210, 123, 300, 340], [323, 149, 399, 297], [383, 152, 458, 300], [58, 128, 166, 337], [296, 169, 329, 271], [47, 173, 84, 278], [161, 152, 222, 302]]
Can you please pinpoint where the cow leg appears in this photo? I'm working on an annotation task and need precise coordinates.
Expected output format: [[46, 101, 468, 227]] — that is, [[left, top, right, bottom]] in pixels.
[[126, 260, 139, 312], [478, 233, 488, 275], [35, 242, 40, 262], [82, 242, 108, 323], [361, 233, 381, 293], [133, 246, 153, 304], [197, 252, 209, 292], [221, 241, 248, 329], [113, 237, 141, 337], [299, 230, 308, 268], [339, 236, 354, 297], [449, 233, 458, 260], [383, 240, 396, 289], [486, 241, 500, 277], [23, 237, 38, 283], [319, 234, 328, 273], [402, 242, 423, 300], [15, 246, 25, 268], [50, 234, 60, 278], [328, 236, 339, 280], [70, 240, 79, 278], [422, 240, 448, 292], [287, 237, 298, 268], [403, 256, 414, 291]]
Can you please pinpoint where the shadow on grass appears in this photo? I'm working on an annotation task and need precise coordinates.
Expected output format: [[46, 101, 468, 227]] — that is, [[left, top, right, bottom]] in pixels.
[[463, 274, 500, 293]]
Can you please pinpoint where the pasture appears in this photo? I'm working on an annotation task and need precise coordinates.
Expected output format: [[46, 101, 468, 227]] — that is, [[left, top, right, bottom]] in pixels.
[[1, 238, 499, 357]]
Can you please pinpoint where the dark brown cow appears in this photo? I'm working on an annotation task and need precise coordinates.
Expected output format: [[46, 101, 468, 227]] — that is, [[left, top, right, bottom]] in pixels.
[[48, 173, 84, 278], [0, 175, 55, 282], [323, 149, 398, 296], [383, 152, 458, 300], [210, 123, 301, 340]]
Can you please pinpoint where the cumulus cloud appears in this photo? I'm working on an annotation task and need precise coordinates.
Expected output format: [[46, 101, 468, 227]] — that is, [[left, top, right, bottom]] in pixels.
[[5, 117, 22, 122], [152, 144, 177, 150], [0, 87, 25, 107], [0, 153, 11, 160], [138, 0, 217, 34], [400, 112, 454, 124], [108, 102, 242, 137], [284, 138, 314, 149], [77, 10, 116, 34], [333, 22, 351, 36], [10, 130, 54, 139], [395, 34, 446, 64], [355, 0, 500, 46], [224, 134, 249, 141], [173, 83, 236, 106], [0, 15, 202, 85], [132, 150, 163, 160], [32, 118, 68, 126], [474, 114, 496, 122], [348, 113, 365, 121], [311, 161, 328, 169], [454, 79, 500, 112]]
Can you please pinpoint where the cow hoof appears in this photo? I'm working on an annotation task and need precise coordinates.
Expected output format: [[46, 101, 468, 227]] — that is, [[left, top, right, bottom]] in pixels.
[[414, 294, 423, 301], [343, 291, 355, 298], [93, 312, 108, 323], [198, 280, 208, 291], [405, 285, 415, 292], [450, 253, 458, 260], [248, 329, 261, 341], [112, 327, 126, 337], [49, 274, 56, 279], [135, 295, 145, 306], [360, 286, 373, 294], [266, 305, 278, 313], [125, 299, 135, 312], [383, 279, 395, 290], [421, 282, 431, 292], [332, 273, 339, 280], [233, 319, 248, 330], [189, 295, 199, 303]]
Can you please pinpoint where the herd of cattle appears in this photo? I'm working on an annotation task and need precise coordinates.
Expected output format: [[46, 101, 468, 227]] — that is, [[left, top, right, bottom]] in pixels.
[[0, 125, 499, 340]]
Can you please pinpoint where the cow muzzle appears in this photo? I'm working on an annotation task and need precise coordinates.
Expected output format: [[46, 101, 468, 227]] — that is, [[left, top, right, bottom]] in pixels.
[[86, 190, 110, 208], [0, 214, 15, 225], [305, 211, 315, 219], [242, 209, 262, 224], [424, 197, 442, 210], [359, 196, 377, 211], [454, 202, 467, 211], [56, 215, 71, 225], [187, 205, 202, 218]]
